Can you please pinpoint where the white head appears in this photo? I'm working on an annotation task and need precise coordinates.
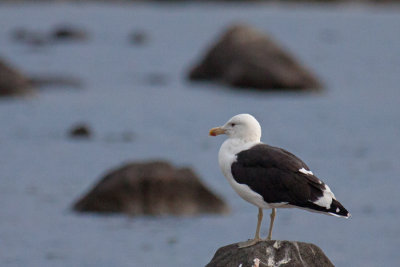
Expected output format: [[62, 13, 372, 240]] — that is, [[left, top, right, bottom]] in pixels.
[[209, 114, 262, 142]]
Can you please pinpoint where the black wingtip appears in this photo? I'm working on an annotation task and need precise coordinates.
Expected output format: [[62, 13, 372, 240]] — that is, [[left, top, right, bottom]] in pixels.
[[329, 199, 350, 218]]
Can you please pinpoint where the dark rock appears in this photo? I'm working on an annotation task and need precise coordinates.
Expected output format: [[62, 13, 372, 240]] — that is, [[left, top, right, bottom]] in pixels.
[[0, 58, 32, 96], [51, 26, 88, 41], [73, 160, 229, 216], [69, 124, 92, 138], [189, 24, 322, 91], [206, 240, 334, 267]]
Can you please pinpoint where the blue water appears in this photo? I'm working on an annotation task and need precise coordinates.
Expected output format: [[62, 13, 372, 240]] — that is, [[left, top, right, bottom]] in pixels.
[[0, 2, 400, 266]]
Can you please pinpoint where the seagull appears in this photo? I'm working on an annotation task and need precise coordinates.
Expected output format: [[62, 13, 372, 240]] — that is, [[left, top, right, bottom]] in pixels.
[[209, 113, 350, 248]]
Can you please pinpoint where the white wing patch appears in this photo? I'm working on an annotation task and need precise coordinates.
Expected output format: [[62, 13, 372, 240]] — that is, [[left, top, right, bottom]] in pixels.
[[299, 167, 313, 176], [313, 184, 336, 209]]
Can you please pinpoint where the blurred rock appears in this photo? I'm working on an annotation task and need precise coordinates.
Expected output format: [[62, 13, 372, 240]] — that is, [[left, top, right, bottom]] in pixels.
[[11, 28, 47, 46], [73, 160, 229, 216], [11, 25, 88, 46], [51, 26, 88, 41], [143, 73, 169, 86], [69, 124, 92, 138], [0, 58, 32, 96], [129, 30, 149, 46], [206, 240, 334, 267], [189, 24, 322, 91]]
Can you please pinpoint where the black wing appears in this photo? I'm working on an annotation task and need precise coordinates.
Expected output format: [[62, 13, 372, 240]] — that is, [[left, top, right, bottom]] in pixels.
[[231, 144, 325, 207]]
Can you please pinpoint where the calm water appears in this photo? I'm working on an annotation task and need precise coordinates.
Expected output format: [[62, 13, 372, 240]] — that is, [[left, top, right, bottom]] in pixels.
[[0, 2, 400, 266]]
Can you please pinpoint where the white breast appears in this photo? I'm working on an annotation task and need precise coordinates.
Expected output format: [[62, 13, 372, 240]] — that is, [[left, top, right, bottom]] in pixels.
[[218, 139, 274, 209]]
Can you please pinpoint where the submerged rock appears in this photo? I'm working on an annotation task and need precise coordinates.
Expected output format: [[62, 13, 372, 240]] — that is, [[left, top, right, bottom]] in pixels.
[[11, 25, 88, 46], [128, 30, 149, 46], [206, 240, 334, 267], [189, 24, 322, 91], [68, 124, 92, 139], [11, 28, 47, 46], [0, 58, 32, 96], [73, 160, 229, 216], [51, 26, 88, 41]]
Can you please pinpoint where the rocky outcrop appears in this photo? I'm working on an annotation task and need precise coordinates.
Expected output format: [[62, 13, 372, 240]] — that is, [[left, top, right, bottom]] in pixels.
[[189, 24, 322, 91], [0, 58, 32, 96], [206, 240, 334, 267], [73, 160, 229, 216]]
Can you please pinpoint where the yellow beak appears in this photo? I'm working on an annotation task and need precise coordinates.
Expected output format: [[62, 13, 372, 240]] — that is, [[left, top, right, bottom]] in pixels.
[[209, 127, 226, 136]]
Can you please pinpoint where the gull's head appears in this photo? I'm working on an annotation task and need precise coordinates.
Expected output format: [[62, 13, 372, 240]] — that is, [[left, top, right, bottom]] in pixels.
[[209, 114, 261, 142]]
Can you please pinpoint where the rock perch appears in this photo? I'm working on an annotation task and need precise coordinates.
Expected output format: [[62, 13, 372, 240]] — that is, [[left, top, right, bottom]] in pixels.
[[206, 240, 334, 267]]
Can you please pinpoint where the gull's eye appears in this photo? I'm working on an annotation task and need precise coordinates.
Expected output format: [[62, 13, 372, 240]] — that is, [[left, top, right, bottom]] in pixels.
[[230, 123, 236, 127]]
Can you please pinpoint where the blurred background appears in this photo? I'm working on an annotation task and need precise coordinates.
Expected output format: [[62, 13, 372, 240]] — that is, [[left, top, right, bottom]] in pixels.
[[1, 1, 400, 266]]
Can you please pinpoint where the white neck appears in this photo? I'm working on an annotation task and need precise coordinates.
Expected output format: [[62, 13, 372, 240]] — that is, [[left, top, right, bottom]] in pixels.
[[218, 138, 260, 177]]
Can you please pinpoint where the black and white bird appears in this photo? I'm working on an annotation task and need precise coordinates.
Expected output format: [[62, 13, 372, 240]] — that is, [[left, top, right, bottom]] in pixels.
[[209, 114, 350, 248]]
